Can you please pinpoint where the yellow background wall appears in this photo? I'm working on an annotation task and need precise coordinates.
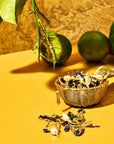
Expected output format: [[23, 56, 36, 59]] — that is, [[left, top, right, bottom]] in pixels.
[[0, 0, 114, 54]]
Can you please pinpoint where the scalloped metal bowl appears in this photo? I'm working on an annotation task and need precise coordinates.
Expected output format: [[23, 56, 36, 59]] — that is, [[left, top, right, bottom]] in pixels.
[[55, 79, 108, 107]]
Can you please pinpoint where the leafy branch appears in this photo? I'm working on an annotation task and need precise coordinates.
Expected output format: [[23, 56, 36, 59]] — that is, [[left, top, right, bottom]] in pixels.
[[30, 0, 62, 68], [0, 0, 62, 68]]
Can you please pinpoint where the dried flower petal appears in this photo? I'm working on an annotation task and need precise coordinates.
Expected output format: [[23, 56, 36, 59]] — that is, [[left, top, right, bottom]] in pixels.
[[39, 109, 100, 137], [50, 128, 58, 136], [64, 126, 70, 132], [62, 114, 71, 122], [74, 128, 85, 136], [43, 128, 50, 133]]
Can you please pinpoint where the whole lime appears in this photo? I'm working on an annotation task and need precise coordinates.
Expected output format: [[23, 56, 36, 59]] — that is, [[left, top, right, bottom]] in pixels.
[[109, 22, 114, 54], [109, 33, 114, 54], [78, 31, 110, 61], [41, 34, 72, 65]]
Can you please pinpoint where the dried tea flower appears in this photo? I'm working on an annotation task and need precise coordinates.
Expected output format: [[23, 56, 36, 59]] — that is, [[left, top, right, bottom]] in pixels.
[[62, 113, 71, 122], [50, 128, 59, 136], [64, 126, 70, 132], [43, 128, 50, 133], [73, 128, 85, 136], [38, 109, 100, 137], [56, 67, 112, 90]]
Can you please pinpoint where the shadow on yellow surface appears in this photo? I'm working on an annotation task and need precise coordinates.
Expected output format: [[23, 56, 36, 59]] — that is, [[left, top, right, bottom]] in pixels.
[[10, 44, 114, 109], [10, 52, 83, 73], [10, 52, 105, 74], [10, 60, 114, 110], [95, 82, 114, 108], [10, 41, 114, 74]]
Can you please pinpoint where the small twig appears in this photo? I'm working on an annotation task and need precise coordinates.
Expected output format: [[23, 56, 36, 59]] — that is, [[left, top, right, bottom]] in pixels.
[[30, 0, 56, 69], [31, 0, 40, 61]]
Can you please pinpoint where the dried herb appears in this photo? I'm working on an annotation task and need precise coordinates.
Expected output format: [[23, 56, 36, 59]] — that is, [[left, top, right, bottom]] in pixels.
[[38, 109, 100, 137]]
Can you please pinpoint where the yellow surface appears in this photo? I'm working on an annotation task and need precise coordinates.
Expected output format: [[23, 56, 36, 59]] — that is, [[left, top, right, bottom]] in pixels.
[[0, 43, 114, 144]]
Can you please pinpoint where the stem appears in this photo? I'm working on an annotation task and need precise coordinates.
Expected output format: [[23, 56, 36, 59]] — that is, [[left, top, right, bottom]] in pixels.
[[31, 0, 40, 61], [30, 0, 56, 69]]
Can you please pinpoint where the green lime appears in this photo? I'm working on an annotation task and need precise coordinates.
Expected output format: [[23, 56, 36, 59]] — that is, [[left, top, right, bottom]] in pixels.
[[78, 31, 110, 61], [109, 33, 114, 54], [109, 22, 114, 54], [41, 34, 72, 65]]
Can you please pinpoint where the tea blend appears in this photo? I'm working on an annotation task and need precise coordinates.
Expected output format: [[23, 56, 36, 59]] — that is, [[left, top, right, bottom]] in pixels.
[[55, 66, 113, 107], [38, 109, 100, 136], [57, 69, 108, 89]]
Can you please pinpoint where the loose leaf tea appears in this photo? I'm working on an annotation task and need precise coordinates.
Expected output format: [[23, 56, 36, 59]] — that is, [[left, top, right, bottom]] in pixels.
[[57, 69, 108, 89], [55, 67, 114, 107], [38, 109, 100, 136]]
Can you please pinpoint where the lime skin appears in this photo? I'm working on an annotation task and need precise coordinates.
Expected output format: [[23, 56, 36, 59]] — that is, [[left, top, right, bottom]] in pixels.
[[78, 31, 111, 62], [109, 33, 114, 54]]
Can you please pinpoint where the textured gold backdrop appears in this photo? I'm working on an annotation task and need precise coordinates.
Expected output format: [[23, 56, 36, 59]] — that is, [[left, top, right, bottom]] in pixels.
[[0, 0, 114, 54]]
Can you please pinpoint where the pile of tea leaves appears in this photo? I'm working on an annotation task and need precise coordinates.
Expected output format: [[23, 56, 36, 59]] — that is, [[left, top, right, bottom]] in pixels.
[[38, 109, 100, 136]]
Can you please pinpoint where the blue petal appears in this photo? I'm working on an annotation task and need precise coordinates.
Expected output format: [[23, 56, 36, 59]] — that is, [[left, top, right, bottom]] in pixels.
[[43, 129, 50, 133]]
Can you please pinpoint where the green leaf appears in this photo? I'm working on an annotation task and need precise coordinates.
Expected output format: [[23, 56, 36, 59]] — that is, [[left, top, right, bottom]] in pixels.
[[0, 0, 27, 24], [109, 22, 114, 38], [44, 28, 62, 60], [0, 0, 3, 14], [15, 0, 27, 18], [0, 0, 17, 24], [43, 28, 62, 67]]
